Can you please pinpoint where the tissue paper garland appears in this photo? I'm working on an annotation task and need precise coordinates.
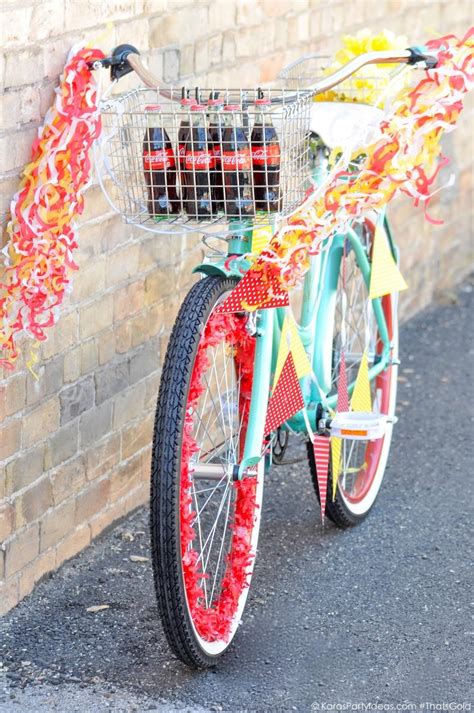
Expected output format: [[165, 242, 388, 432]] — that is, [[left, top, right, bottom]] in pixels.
[[223, 29, 474, 314], [0, 46, 104, 370]]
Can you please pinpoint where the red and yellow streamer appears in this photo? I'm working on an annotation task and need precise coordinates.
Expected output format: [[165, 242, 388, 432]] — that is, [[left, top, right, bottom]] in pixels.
[[0, 46, 104, 370]]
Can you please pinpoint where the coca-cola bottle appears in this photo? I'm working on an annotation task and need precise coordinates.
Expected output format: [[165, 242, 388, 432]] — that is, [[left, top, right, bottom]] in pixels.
[[183, 105, 214, 218], [221, 105, 254, 219], [250, 98, 281, 212], [143, 105, 178, 218], [177, 95, 194, 198], [207, 97, 225, 212]]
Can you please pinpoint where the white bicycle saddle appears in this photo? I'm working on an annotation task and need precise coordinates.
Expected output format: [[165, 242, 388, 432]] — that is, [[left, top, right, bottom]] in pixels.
[[310, 101, 385, 151]]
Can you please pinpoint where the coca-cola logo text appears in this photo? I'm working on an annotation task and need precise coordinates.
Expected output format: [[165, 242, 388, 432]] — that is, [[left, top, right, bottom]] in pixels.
[[221, 151, 251, 171], [143, 149, 175, 170], [184, 152, 215, 170], [251, 145, 280, 166]]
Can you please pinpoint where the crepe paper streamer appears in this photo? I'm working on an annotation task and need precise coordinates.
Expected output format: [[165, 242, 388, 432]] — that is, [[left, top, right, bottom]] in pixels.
[[180, 311, 258, 643], [0, 46, 105, 370], [369, 223, 408, 299], [264, 352, 304, 437], [273, 313, 312, 386], [351, 350, 373, 413], [221, 29, 473, 315], [313, 434, 331, 520], [216, 261, 289, 314]]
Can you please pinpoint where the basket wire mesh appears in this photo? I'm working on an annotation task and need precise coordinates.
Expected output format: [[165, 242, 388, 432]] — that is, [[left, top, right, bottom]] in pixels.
[[97, 87, 312, 236]]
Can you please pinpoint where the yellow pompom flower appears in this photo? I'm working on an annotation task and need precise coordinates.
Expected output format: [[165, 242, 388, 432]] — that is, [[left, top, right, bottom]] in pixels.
[[315, 29, 409, 106]]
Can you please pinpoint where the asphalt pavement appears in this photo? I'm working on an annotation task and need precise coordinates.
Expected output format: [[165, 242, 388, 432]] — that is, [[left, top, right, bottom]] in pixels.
[[1, 281, 472, 712]]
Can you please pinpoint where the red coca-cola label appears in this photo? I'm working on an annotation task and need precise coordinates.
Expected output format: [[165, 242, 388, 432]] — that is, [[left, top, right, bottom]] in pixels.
[[251, 144, 281, 166], [178, 143, 186, 165], [221, 150, 251, 171], [213, 145, 221, 159], [185, 152, 215, 170], [143, 148, 175, 170]]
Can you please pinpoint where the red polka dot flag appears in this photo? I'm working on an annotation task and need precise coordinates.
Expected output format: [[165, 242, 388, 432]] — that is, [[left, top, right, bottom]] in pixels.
[[313, 434, 331, 520], [216, 266, 289, 314], [264, 352, 304, 437]]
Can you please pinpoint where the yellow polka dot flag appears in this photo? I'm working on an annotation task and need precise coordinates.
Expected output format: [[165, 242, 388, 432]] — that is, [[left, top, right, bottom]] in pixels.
[[273, 314, 312, 387], [369, 224, 408, 300], [350, 350, 372, 413]]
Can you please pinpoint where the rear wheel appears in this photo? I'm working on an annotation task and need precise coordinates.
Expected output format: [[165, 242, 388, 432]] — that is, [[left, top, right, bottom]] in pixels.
[[150, 276, 263, 668], [308, 222, 399, 526]]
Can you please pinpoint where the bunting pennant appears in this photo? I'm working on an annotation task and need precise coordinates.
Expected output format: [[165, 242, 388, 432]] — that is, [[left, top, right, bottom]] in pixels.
[[313, 435, 331, 519], [251, 219, 274, 255], [331, 350, 350, 499], [369, 224, 408, 299], [264, 352, 304, 437], [351, 350, 372, 413], [274, 314, 312, 386], [216, 266, 289, 314]]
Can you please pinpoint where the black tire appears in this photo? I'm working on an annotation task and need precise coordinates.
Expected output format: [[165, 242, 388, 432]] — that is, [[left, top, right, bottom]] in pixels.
[[150, 275, 250, 668]]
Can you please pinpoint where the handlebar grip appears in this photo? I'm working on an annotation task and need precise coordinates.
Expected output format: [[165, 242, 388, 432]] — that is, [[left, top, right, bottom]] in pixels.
[[126, 53, 161, 88], [110, 44, 140, 80], [407, 46, 438, 69]]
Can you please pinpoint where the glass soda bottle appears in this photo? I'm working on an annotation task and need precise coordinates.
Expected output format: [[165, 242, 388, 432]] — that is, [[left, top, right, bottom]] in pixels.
[[250, 98, 281, 212], [177, 95, 194, 200], [221, 105, 254, 219], [183, 105, 214, 219], [143, 104, 179, 218], [207, 97, 225, 212]]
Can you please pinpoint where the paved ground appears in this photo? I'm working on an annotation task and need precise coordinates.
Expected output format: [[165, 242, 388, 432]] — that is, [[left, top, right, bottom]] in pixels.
[[1, 282, 473, 713]]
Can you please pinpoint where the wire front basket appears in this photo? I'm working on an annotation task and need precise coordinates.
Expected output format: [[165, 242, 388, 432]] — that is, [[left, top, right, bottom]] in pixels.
[[96, 87, 312, 236]]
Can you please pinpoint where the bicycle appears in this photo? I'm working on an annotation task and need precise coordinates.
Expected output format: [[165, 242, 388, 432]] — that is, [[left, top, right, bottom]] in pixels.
[[91, 43, 439, 667]]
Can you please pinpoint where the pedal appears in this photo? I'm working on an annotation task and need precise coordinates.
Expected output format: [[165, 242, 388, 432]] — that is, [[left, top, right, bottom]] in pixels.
[[329, 411, 397, 440]]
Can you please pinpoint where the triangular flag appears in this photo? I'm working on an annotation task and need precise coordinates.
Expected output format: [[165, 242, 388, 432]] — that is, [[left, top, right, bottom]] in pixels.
[[331, 437, 342, 500], [336, 350, 350, 412], [251, 218, 273, 255], [216, 269, 289, 314], [369, 224, 408, 299], [313, 435, 330, 519], [350, 350, 372, 413], [264, 353, 304, 437], [274, 314, 312, 386], [331, 350, 349, 500]]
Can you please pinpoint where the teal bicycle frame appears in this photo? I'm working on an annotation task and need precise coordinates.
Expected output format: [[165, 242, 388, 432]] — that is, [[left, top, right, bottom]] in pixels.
[[194, 188, 396, 475]]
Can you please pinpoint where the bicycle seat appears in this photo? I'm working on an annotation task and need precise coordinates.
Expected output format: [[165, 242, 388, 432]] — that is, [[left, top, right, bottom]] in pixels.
[[310, 102, 385, 151]]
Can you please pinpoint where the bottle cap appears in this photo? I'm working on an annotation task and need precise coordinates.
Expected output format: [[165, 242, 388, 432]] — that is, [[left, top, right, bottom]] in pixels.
[[255, 98, 271, 106], [180, 98, 194, 106], [144, 104, 161, 111], [224, 104, 241, 111], [191, 104, 206, 111], [207, 98, 224, 107]]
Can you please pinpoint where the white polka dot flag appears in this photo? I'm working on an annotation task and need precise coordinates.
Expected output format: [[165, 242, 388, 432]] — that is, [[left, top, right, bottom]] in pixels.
[[216, 262, 289, 314], [313, 434, 331, 520], [264, 352, 304, 437]]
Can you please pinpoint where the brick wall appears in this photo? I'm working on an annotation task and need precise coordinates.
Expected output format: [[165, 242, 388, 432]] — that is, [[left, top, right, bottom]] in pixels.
[[0, 0, 473, 614]]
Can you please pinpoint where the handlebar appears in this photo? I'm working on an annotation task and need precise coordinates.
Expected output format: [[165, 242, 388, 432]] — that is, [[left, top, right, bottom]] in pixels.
[[90, 44, 438, 103]]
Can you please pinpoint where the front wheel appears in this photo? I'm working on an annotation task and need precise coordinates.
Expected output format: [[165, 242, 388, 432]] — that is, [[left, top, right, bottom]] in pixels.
[[308, 221, 399, 526], [150, 276, 263, 668]]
